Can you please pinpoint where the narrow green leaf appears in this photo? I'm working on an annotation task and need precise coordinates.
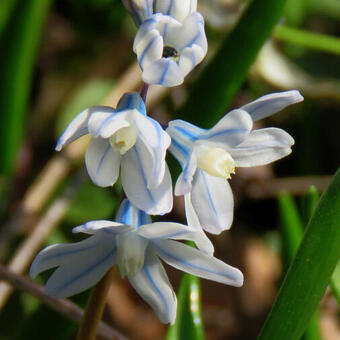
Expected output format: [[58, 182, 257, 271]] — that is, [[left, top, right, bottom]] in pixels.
[[166, 273, 205, 340], [274, 26, 340, 56], [330, 261, 340, 305], [0, 0, 51, 174], [278, 192, 303, 268], [0, 0, 18, 34], [278, 190, 321, 340], [180, 0, 289, 127], [258, 168, 340, 340]]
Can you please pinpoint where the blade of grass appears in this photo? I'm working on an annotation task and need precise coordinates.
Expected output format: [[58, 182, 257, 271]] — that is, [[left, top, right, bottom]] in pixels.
[[278, 191, 321, 340], [0, 0, 18, 34], [0, 0, 51, 174], [166, 273, 205, 340], [258, 168, 340, 340], [306, 186, 340, 306], [180, 0, 289, 127], [274, 25, 340, 56]]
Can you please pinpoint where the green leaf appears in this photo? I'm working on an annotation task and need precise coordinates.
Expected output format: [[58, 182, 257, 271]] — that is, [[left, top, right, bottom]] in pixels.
[[0, 0, 18, 34], [180, 0, 289, 127], [166, 273, 205, 340], [278, 190, 321, 340], [258, 168, 340, 340], [274, 26, 340, 56], [0, 0, 51, 174], [278, 192, 303, 269]]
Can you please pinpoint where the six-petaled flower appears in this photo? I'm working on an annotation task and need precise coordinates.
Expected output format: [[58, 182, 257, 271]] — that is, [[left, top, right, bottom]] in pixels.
[[56, 92, 173, 215], [167, 90, 303, 234], [30, 199, 243, 324]]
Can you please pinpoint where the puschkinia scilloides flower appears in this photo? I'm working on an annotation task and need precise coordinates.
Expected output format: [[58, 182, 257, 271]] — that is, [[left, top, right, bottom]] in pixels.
[[167, 90, 304, 234], [56, 92, 172, 215], [134, 10, 207, 86], [30, 199, 243, 324]]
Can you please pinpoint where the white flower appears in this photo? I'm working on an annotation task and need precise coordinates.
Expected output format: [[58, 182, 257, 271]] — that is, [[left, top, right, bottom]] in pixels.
[[134, 11, 207, 87], [122, 0, 154, 25], [167, 90, 304, 234], [56, 92, 172, 215], [30, 199, 243, 324]]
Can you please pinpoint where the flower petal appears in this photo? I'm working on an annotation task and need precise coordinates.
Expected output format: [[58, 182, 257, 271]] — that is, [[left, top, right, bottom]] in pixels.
[[88, 111, 130, 139], [201, 109, 252, 148], [240, 90, 304, 121], [134, 114, 171, 188], [184, 193, 214, 255], [128, 249, 177, 324], [174, 152, 197, 195], [142, 59, 184, 87], [115, 198, 152, 227], [154, 0, 197, 22], [72, 220, 134, 235], [135, 29, 163, 70], [137, 222, 196, 239], [122, 0, 153, 25], [230, 127, 294, 167], [191, 170, 234, 234], [116, 92, 147, 116], [179, 44, 205, 77], [55, 107, 93, 151], [154, 239, 243, 287], [44, 238, 117, 298], [30, 234, 103, 278], [85, 138, 121, 187], [121, 141, 173, 215]]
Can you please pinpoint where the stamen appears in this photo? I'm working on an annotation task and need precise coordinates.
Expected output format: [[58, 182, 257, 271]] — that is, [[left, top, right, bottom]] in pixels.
[[196, 145, 236, 179], [162, 46, 179, 59], [110, 126, 137, 155]]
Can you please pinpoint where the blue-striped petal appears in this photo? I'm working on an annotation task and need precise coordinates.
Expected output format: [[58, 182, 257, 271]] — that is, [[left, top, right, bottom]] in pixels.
[[72, 220, 134, 235], [122, 0, 154, 25], [154, 239, 243, 287], [137, 222, 196, 240], [116, 92, 147, 116], [128, 249, 177, 324], [142, 58, 184, 86], [240, 90, 304, 121], [30, 233, 117, 298], [121, 141, 173, 215], [229, 127, 294, 167], [115, 199, 152, 228], [154, 0, 197, 22], [191, 169, 234, 234], [202, 109, 252, 148], [85, 138, 121, 187]]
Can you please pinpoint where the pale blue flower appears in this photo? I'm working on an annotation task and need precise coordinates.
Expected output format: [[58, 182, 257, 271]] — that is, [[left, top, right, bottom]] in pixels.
[[30, 199, 243, 324], [134, 11, 207, 87], [167, 90, 303, 234], [56, 92, 172, 215]]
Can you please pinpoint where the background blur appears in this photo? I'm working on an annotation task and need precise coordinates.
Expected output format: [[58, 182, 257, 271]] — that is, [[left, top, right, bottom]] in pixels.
[[0, 0, 339, 339]]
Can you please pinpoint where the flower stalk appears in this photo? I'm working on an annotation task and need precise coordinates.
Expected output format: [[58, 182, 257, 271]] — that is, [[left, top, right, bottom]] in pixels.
[[76, 267, 116, 340]]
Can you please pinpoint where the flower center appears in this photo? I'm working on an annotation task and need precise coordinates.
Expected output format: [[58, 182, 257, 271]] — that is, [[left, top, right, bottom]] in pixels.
[[162, 46, 179, 60], [109, 126, 137, 155], [116, 233, 148, 278], [196, 145, 236, 179]]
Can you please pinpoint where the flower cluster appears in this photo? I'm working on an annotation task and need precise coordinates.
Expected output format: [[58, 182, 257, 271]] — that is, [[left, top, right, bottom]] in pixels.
[[31, 0, 304, 325]]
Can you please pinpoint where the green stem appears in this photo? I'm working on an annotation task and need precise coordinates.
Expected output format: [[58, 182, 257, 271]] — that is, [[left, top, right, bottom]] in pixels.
[[274, 25, 340, 56], [76, 267, 115, 340]]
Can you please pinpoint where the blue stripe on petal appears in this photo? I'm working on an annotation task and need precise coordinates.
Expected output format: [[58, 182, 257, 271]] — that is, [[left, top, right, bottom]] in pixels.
[[56, 245, 117, 293], [96, 144, 111, 176], [139, 36, 159, 69], [158, 60, 171, 85], [143, 264, 170, 317]]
